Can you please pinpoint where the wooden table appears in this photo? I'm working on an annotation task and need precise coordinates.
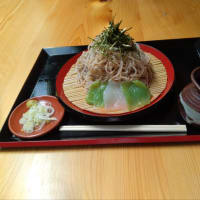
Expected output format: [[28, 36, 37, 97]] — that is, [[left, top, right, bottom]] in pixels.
[[0, 0, 200, 199]]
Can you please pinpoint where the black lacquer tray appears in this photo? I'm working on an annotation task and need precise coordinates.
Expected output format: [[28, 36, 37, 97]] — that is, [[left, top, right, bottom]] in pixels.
[[1, 38, 200, 148]]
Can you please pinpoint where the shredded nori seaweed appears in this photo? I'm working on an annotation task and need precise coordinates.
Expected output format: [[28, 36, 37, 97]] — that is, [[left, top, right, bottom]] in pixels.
[[90, 20, 137, 56]]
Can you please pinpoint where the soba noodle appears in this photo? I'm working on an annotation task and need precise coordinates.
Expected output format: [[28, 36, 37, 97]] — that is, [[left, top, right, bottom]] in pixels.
[[75, 43, 153, 89]]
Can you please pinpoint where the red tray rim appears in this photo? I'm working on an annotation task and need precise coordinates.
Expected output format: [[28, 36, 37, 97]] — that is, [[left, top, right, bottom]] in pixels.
[[0, 135, 200, 148]]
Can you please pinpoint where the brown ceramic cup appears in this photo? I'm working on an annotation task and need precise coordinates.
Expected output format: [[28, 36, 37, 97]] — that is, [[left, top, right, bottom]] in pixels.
[[179, 67, 200, 126]]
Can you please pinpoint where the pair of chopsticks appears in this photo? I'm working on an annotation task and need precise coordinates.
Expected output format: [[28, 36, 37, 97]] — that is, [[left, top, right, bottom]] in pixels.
[[59, 125, 187, 133]]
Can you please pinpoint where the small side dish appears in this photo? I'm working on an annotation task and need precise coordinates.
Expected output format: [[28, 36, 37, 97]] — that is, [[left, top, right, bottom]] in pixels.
[[19, 99, 57, 133], [8, 96, 64, 139]]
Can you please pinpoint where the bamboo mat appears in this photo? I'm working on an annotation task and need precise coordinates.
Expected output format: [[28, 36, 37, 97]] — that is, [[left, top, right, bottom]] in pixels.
[[63, 53, 167, 114]]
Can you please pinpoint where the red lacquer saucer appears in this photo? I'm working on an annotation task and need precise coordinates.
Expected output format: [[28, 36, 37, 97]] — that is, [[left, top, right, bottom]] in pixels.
[[8, 95, 65, 139]]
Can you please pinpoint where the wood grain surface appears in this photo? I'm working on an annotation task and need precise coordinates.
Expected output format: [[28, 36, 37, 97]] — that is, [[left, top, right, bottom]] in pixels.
[[0, 0, 200, 199]]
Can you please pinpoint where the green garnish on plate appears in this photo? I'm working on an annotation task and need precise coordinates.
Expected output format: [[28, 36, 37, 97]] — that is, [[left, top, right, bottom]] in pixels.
[[86, 81, 107, 107], [86, 80, 151, 110], [121, 80, 151, 110]]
